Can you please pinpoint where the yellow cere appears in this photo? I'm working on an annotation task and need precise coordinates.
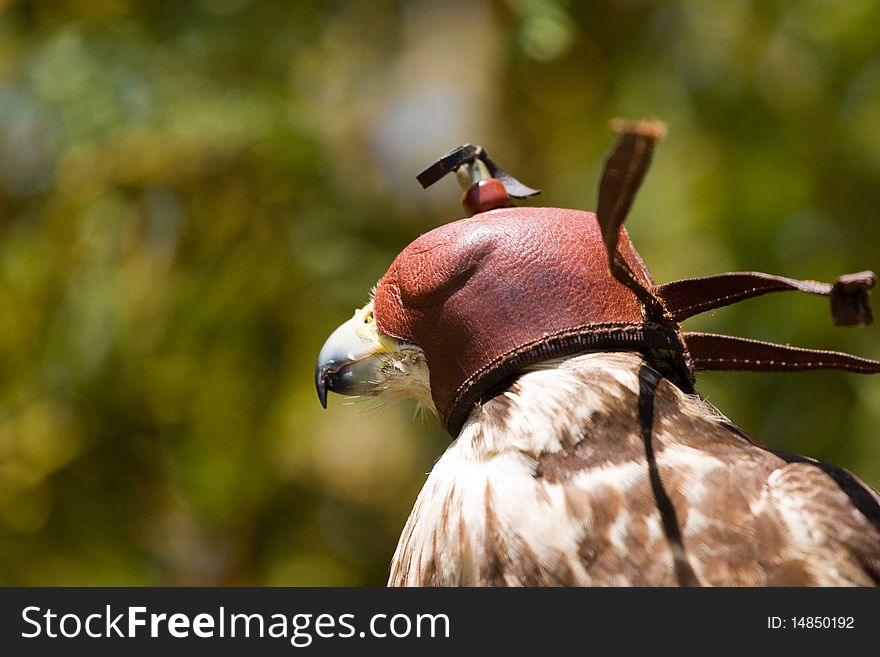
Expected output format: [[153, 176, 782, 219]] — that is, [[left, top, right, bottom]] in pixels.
[[351, 302, 400, 355]]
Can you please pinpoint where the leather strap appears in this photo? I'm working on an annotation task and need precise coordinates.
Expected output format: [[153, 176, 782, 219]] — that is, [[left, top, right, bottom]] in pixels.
[[597, 119, 668, 320], [658, 271, 876, 326], [596, 120, 879, 377], [444, 322, 690, 436], [685, 332, 880, 373]]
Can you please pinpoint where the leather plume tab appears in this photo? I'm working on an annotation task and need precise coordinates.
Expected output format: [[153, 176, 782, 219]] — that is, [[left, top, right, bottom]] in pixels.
[[416, 144, 540, 199], [831, 271, 876, 326], [416, 144, 482, 189], [480, 154, 541, 199]]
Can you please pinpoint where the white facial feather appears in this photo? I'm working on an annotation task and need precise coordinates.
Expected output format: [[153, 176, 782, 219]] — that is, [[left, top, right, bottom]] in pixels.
[[356, 299, 436, 416]]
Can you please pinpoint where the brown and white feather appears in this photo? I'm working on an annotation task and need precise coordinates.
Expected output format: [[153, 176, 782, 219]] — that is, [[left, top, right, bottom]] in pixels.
[[388, 352, 880, 586]]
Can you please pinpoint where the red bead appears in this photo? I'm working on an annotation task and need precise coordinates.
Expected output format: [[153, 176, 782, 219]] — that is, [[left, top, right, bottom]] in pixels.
[[461, 179, 512, 216]]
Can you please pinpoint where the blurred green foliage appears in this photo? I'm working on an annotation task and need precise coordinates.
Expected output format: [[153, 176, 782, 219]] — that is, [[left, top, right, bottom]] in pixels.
[[0, 0, 879, 585]]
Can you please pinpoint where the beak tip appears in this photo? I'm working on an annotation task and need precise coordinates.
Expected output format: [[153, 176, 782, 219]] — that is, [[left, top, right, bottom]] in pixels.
[[316, 315, 387, 407], [315, 366, 328, 409]]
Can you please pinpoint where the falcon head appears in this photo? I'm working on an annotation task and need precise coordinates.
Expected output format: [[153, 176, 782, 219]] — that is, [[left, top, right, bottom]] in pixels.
[[314, 202, 668, 437], [315, 300, 435, 415]]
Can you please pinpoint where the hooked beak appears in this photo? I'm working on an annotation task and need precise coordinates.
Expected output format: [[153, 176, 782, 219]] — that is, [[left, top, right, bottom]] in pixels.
[[315, 307, 392, 407]]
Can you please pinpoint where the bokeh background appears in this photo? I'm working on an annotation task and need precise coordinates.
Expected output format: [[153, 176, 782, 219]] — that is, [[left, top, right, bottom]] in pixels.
[[1, 0, 879, 585]]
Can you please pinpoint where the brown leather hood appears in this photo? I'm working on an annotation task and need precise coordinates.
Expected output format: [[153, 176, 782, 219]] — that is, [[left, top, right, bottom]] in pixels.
[[373, 206, 680, 432]]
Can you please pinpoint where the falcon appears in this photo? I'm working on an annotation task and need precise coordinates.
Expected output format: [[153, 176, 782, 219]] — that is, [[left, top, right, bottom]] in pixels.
[[315, 122, 880, 586]]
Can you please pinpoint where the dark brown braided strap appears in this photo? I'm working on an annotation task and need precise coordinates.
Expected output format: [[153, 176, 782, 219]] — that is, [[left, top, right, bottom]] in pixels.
[[685, 332, 880, 373], [658, 271, 876, 326]]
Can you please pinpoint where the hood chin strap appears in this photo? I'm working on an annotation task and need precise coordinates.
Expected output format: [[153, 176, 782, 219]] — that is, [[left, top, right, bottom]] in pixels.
[[597, 119, 880, 377]]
